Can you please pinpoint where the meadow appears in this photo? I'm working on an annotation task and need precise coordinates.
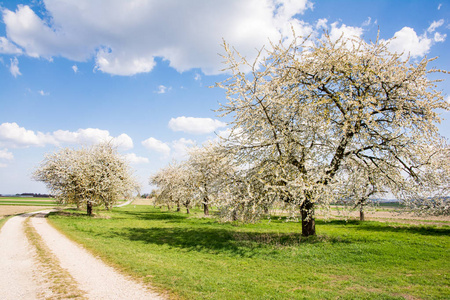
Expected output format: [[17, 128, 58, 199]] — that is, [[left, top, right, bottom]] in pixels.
[[48, 205, 450, 299], [0, 197, 57, 219]]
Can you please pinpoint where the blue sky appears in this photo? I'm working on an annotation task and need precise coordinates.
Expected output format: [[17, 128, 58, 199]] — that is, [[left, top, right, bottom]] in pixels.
[[0, 0, 449, 195]]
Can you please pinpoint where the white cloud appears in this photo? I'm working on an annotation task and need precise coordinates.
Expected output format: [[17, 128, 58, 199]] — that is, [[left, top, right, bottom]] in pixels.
[[428, 19, 444, 33], [386, 27, 433, 59], [168, 116, 227, 134], [9, 57, 21, 77], [329, 22, 364, 43], [2, 0, 312, 76], [362, 17, 371, 27], [0, 163, 7, 168], [156, 85, 171, 94], [38, 90, 49, 96], [438, 4, 442, 10], [315, 18, 328, 30], [0, 37, 22, 54], [194, 73, 202, 81], [111, 133, 134, 150], [72, 64, 78, 73], [0, 122, 133, 149], [0, 148, 14, 160], [434, 32, 446, 42], [123, 153, 149, 164], [142, 137, 171, 156], [0, 122, 50, 147], [171, 138, 196, 159]]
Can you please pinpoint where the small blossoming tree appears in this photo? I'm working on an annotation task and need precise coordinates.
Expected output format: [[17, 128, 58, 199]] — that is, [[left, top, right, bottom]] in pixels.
[[33, 143, 139, 215]]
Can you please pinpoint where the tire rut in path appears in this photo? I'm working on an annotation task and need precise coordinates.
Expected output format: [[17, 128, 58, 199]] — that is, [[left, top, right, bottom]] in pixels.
[[30, 211, 163, 300], [0, 214, 42, 299]]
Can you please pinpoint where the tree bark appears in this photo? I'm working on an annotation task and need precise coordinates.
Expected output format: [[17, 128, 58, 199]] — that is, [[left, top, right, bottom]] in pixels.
[[360, 206, 365, 221], [186, 207, 190, 214], [300, 200, 316, 236], [203, 196, 209, 216], [176, 201, 181, 212], [86, 200, 93, 216]]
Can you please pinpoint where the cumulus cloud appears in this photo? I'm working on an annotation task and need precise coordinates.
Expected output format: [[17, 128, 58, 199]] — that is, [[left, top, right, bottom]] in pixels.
[[171, 138, 196, 159], [328, 22, 364, 43], [0, 122, 51, 147], [0, 122, 133, 150], [9, 57, 21, 77], [72, 64, 78, 73], [0, 37, 22, 54], [383, 21, 446, 60], [0, 148, 14, 160], [142, 137, 171, 156], [123, 153, 149, 164], [2, 0, 312, 76], [38, 90, 49, 96], [386, 27, 433, 59], [168, 117, 227, 134]]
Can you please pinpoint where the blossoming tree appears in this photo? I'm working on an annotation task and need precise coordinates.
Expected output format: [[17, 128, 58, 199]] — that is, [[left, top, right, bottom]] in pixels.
[[33, 143, 139, 215], [216, 33, 449, 236]]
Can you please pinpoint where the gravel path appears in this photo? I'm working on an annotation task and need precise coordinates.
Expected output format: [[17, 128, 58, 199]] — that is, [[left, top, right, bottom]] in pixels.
[[0, 214, 42, 299], [0, 211, 164, 300]]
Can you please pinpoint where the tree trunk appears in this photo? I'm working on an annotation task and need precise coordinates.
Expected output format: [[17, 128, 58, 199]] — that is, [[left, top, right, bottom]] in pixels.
[[300, 200, 315, 236], [86, 200, 93, 216], [186, 207, 190, 214], [176, 201, 181, 212], [360, 206, 365, 221], [232, 209, 238, 221], [203, 196, 209, 216]]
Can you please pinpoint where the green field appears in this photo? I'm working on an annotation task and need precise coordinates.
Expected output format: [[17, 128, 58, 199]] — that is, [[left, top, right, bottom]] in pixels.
[[48, 206, 450, 299], [0, 197, 57, 206]]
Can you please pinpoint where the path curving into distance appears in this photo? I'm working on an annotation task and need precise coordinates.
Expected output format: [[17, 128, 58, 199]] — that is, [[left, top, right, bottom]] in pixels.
[[0, 210, 164, 300]]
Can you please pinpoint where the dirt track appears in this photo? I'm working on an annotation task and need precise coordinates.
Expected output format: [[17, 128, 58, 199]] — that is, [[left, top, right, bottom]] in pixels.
[[0, 211, 164, 300]]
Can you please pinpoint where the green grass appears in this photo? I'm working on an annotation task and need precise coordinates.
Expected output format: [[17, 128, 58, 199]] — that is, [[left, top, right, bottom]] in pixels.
[[0, 216, 9, 229], [0, 197, 54, 200], [0, 197, 57, 206], [48, 206, 450, 299]]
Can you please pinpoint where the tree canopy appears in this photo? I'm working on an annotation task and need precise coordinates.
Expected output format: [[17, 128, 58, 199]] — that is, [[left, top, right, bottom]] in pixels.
[[215, 33, 449, 235], [33, 143, 139, 215]]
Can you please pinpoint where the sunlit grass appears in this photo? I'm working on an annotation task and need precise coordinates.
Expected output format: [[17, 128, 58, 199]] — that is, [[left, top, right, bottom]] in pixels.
[[49, 206, 450, 299]]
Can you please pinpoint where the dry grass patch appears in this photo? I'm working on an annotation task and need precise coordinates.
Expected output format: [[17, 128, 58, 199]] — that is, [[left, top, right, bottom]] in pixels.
[[0, 206, 54, 218]]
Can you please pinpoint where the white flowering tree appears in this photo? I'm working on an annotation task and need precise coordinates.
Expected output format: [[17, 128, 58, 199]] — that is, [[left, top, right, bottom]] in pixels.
[[33, 143, 139, 215], [150, 161, 195, 213], [186, 142, 235, 216], [217, 33, 449, 236]]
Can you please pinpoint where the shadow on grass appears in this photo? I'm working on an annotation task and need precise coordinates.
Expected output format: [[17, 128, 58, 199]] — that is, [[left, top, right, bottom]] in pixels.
[[103, 225, 348, 257], [118, 209, 189, 221], [316, 219, 450, 236]]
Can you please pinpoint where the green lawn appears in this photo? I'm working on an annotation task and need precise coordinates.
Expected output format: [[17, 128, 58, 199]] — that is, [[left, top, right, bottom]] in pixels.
[[48, 206, 450, 299], [0, 197, 57, 206]]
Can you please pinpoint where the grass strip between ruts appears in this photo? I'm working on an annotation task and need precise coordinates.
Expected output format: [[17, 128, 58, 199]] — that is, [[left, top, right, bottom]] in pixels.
[[24, 216, 87, 299]]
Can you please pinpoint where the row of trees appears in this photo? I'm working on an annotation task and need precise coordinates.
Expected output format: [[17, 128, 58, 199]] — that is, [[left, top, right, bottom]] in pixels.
[[33, 33, 449, 236], [151, 33, 450, 236]]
